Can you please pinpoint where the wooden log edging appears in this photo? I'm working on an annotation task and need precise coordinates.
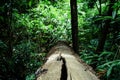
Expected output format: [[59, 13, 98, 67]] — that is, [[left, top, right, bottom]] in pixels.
[[35, 41, 99, 80]]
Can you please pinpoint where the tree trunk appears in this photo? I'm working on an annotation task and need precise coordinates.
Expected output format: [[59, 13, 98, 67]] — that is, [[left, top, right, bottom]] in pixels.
[[96, 0, 115, 53], [70, 0, 78, 53], [7, 1, 13, 58], [36, 42, 99, 80]]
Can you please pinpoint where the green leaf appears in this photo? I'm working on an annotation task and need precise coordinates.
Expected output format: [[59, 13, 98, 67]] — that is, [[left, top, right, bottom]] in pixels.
[[112, 11, 117, 19], [29, 0, 32, 7], [93, 16, 113, 22], [107, 65, 113, 77]]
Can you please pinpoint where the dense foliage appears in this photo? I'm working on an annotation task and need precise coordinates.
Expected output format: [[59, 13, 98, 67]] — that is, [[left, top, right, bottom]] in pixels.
[[0, 0, 120, 80]]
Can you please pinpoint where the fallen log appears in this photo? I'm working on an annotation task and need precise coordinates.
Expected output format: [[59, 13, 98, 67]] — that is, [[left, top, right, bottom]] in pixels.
[[35, 41, 99, 80]]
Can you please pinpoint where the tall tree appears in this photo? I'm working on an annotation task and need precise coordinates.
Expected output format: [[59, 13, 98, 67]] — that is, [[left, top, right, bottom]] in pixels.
[[8, 1, 13, 58], [70, 0, 78, 53], [96, 0, 116, 53]]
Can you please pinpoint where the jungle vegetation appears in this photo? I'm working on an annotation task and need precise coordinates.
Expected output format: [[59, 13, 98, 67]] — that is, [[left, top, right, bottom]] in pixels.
[[0, 0, 120, 80]]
